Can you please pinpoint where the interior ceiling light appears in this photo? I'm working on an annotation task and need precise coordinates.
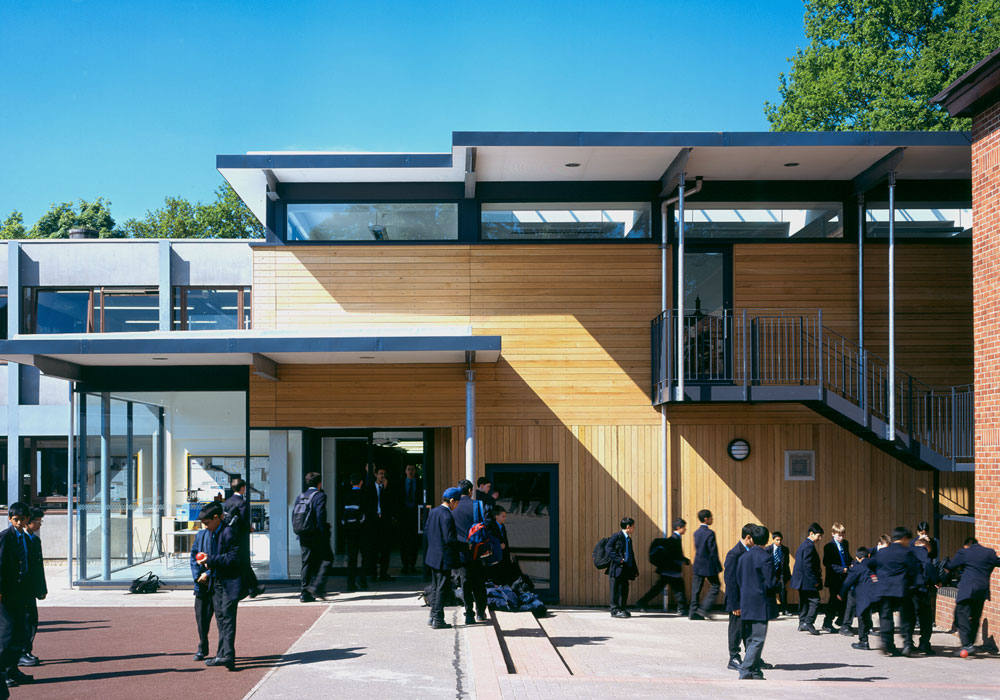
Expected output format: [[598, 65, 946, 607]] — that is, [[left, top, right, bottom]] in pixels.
[[564, 162, 581, 168], [783, 162, 799, 167]]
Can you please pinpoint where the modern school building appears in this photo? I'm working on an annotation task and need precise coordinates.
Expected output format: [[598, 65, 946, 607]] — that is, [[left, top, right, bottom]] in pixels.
[[0, 131, 977, 606]]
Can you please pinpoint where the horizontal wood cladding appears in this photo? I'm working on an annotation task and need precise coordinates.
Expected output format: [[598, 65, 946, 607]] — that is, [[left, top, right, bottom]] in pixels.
[[864, 243, 973, 387], [734, 243, 859, 341], [252, 245, 662, 427]]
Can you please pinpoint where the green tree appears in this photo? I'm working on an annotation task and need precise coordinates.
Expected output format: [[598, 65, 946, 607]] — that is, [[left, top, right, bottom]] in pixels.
[[0, 211, 27, 239], [29, 198, 117, 238], [118, 183, 263, 239], [765, 0, 1000, 131]]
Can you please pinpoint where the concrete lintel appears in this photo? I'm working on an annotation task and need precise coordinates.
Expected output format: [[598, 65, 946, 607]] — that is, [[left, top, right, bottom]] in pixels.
[[251, 353, 278, 381]]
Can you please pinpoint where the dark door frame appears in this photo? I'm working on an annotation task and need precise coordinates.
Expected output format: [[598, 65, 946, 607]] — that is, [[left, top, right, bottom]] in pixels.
[[485, 462, 559, 603]]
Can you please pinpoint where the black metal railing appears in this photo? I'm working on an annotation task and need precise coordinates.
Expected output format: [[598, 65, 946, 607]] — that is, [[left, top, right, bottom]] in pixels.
[[652, 308, 974, 469]]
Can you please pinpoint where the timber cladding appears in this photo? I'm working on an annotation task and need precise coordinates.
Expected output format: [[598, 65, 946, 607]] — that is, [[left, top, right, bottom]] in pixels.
[[250, 243, 973, 605]]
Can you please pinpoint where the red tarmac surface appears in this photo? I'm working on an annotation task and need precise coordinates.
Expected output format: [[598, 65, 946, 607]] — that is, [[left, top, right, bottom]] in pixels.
[[13, 605, 324, 700]]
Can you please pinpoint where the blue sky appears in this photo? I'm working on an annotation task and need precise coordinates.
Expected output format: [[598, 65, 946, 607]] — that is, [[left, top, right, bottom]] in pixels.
[[0, 0, 807, 226]]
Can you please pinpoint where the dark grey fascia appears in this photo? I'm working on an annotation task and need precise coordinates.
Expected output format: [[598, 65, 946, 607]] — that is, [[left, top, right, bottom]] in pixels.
[[216, 153, 454, 170]]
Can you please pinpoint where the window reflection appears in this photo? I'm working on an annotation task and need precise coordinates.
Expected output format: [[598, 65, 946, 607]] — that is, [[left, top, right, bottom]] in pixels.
[[287, 203, 459, 241], [482, 203, 651, 239], [683, 203, 843, 239]]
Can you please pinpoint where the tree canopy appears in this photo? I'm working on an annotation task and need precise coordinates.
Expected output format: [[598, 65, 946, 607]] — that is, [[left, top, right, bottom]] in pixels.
[[765, 0, 1000, 131], [1, 182, 263, 240]]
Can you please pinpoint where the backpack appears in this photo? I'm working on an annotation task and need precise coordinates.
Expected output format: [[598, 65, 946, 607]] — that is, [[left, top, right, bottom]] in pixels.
[[648, 538, 668, 568], [467, 500, 492, 561], [593, 535, 613, 570], [129, 571, 163, 594], [292, 490, 320, 535]]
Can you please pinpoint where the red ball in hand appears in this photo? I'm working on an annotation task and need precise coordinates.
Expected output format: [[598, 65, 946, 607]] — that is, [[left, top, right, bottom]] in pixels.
[[196, 552, 207, 564]]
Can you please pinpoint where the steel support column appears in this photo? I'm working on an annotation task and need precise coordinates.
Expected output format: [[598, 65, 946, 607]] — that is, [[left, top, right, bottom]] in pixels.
[[67, 385, 75, 588], [887, 172, 897, 441], [100, 392, 111, 581], [126, 401, 134, 567], [858, 194, 865, 349], [465, 370, 476, 483], [675, 172, 686, 402]]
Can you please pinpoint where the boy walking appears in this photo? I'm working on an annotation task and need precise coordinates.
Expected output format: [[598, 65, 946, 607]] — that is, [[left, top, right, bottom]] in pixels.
[[724, 524, 754, 670], [790, 522, 824, 634], [840, 547, 880, 651], [605, 517, 639, 618], [690, 509, 722, 620], [870, 527, 920, 656], [944, 537, 1000, 656], [425, 488, 462, 629], [636, 517, 690, 614], [821, 523, 850, 632]]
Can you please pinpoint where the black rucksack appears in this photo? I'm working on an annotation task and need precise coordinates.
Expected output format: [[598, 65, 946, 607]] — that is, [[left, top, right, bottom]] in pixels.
[[648, 538, 668, 568], [292, 490, 319, 535], [593, 535, 613, 570], [129, 571, 163, 594]]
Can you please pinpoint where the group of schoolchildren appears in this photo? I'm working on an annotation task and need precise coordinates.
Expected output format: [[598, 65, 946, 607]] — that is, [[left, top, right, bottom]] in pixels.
[[0, 503, 49, 697], [604, 509, 1000, 680]]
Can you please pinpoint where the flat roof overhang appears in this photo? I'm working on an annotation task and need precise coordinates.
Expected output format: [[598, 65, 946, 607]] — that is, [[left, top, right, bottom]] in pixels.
[[218, 130, 973, 224], [0, 330, 501, 383]]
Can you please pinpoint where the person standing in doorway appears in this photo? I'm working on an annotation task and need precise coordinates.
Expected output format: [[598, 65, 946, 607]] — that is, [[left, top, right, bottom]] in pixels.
[[425, 488, 462, 629], [224, 478, 265, 599], [821, 523, 850, 632], [791, 522, 824, 635], [400, 464, 424, 574], [690, 509, 722, 620], [342, 472, 368, 591], [364, 466, 396, 582], [197, 502, 246, 671], [293, 472, 332, 602], [605, 517, 639, 618], [18, 507, 47, 669]]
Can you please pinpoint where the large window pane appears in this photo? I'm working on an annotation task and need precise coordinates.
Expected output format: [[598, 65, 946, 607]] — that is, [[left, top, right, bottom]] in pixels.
[[287, 203, 459, 241], [176, 289, 240, 330], [865, 205, 972, 239], [482, 203, 651, 240], [34, 290, 90, 333], [0, 288, 7, 340], [99, 291, 159, 332], [684, 203, 843, 239]]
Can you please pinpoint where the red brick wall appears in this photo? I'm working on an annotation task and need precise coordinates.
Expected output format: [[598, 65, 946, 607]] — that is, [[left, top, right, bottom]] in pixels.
[[972, 98, 1000, 646]]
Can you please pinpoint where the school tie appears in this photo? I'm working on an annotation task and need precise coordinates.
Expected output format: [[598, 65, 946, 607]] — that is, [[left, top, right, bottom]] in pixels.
[[625, 536, 634, 565], [19, 533, 28, 573], [837, 543, 845, 567], [773, 546, 780, 569]]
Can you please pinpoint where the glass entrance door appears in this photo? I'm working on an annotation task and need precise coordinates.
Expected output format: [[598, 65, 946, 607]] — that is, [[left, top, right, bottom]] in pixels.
[[485, 463, 558, 602]]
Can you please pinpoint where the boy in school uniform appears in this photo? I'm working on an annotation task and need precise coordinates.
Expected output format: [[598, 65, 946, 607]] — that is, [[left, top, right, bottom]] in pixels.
[[18, 508, 47, 668], [0, 503, 33, 690], [636, 517, 690, 614], [605, 517, 639, 618], [911, 538, 938, 655], [724, 524, 755, 670], [840, 547, 880, 650], [690, 509, 722, 620], [869, 527, 920, 657], [733, 525, 779, 680], [790, 522, 824, 635], [821, 522, 850, 632], [765, 532, 791, 616], [944, 537, 1000, 656]]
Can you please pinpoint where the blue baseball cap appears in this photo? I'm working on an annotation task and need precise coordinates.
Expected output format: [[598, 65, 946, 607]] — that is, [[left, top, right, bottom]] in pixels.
[[442, 487, 463, 500]]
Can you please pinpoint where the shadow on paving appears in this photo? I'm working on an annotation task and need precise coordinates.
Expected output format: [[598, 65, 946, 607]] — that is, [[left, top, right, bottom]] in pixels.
[[775, 662, 873, 671], [234, 647, 365, 671], [547, 636, 611, 647]]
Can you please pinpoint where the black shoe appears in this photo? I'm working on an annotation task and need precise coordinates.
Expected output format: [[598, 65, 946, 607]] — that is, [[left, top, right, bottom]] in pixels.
[[205, 657, 235, 670], [16, 655, 38, 668], [901, 645, 913, 658], [677, 608, 689, 616], [959, 645, 977, 657], [727, 657, 742, 671], [307, 587, 327, 600], [839, 626, 855, 636], [805, 625, 820, 636], [622, 610, 632, 618], [757, 660, 774, 670], [917, 644, 935, 656], [797, 623, 809, 631], [465, 615, 477, 625], [611, 610, 628, 618], [822, 624, 838, 634], [300, 592, 316, 603], [477, 612, 487, 622], [249, 585, 266, 598], [7, 671, 32, 684], [852, 641, 871, 650], [4, 678, 14, 688], [689, 612, 705, 621], [431, 621, 453, 629], [193, 652, 206, 661], [884, 647, 901, 657]]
